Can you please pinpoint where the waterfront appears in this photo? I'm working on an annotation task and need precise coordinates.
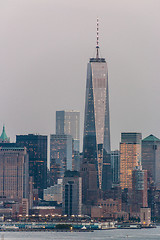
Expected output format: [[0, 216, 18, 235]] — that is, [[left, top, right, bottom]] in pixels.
[[0, 227, 160, 240]]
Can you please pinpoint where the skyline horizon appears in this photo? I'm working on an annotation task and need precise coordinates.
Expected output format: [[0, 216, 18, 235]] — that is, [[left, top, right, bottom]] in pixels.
[[1, 0, 160, 152]]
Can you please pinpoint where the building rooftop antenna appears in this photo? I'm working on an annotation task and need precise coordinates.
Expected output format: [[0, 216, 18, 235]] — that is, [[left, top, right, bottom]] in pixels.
[[96, 17, 99, 59]]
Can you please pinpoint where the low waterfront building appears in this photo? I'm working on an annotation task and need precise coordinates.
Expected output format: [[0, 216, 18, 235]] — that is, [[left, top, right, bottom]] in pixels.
[[140, 207, 151, 226], [44, 179, 63, 203]]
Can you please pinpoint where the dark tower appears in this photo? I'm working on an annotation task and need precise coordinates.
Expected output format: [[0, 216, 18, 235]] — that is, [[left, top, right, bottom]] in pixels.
[[16, 134, 47, 199]]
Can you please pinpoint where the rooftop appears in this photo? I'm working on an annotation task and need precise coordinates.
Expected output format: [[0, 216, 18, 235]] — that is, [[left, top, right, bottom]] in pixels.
[[143, 134, 160, 142]]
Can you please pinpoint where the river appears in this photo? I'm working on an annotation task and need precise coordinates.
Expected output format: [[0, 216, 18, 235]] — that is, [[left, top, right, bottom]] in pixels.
[[0, 227, 160, 240]]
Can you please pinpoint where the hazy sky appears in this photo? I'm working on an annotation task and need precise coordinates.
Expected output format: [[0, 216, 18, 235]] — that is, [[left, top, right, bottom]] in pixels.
[[0, 0, 160, 151]]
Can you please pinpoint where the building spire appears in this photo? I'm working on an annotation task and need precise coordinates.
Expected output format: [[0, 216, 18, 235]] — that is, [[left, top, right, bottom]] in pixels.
[[0, 125, 10, 143], [96, 17, 99, 59]]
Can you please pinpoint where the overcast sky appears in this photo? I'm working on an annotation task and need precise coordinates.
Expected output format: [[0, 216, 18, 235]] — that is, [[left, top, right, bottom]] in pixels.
[[0, 0, 160, 151]]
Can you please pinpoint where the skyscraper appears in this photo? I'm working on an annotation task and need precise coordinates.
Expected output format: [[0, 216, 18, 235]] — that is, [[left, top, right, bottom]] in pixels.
[[50, 134, 72, 185], [132, 166, 148, 213], [120, 132, 142, 190], [142, 134, 160, 188], [111, 150, 120, 185], [56, 110, 80, 171], [56, 110, 80, 152], [0, 146, 29, 200], [62, 170, 82, 216], [82, 19, 111, 192], [16, 134, 47, 199]]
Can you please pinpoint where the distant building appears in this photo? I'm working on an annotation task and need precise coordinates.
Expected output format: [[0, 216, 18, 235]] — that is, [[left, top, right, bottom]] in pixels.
[[81, 162, 99, 206], [56, 110, 80, 171], [50, 134, 72, 185], [91, 198, 121, 218], [111, 150, 120, 185], [56, 110, 80, 152], [16, 134, 47, 199], [0, 125, 10, 143], [44, 179, 63, 204], [120, 133, 142, 190], [142, 134, 160, 188], [140, 208, 151, 226], [0, 147, 29, 200], [62, 171, 82, 216], [131, 166, 148, 213]]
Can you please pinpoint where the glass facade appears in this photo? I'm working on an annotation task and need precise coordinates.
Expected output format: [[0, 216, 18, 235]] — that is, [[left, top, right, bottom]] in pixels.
[[111, 150, 120, 184], [83, 57, 111, 190], [142, 134, 160, 187], [120, 133, 142, 190], [56, 111, 80, 152], [16, 134, 47, 199], [50, 134, 72, 185]]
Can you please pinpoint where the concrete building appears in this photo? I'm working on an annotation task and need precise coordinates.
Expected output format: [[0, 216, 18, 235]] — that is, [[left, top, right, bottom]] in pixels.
[[62, 171, 82, 216], [120, 133, 142, 190], [140, 208, 151, 226], [44, 179, 62, 203], [0, 147, 29, 200], [142, 134, 160, 188]]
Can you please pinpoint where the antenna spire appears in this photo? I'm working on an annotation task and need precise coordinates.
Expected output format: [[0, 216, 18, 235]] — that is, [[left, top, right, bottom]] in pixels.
[[96, 17, 99, 59]]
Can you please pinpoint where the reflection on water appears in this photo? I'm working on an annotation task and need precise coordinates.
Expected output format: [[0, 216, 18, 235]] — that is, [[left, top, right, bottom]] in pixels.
[[1, 227, 160, 240]]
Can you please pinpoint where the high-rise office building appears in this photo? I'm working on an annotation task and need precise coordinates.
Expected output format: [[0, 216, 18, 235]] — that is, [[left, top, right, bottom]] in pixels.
[[56, 110, 80, 152], [62, 170, 82, 216], [0, 147, 29, 200], [56, 110, 80, 171], [82, 19, 111, 193], [111, 150, 120, 185], [50, 134, 72, 185], [131, 166, 148, 213], [142, 134, 160, 188], [16, 134, 47, 199], [120, 132, 142, 190]]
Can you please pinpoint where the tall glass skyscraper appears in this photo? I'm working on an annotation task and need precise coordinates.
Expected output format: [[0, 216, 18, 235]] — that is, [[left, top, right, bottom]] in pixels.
[[56, 110, 80, 152], [83, 19, 111, 191]]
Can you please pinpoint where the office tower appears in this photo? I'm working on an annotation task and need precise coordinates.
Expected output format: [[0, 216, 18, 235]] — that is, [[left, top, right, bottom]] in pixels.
[[56, 110, 80, 171], [62, 170, 82, 216], [0, 146, 29, 199], [132, 166, 148, 213], [120, 132, 142, 190], [16, 134, 47, 199], [111, 150, 120, 185], [82, 19, 111, 194], [142, 134, 160, 188], [50, 134, 72, 185], [0, 125, 10, 143], [56, 110, 80, 152]]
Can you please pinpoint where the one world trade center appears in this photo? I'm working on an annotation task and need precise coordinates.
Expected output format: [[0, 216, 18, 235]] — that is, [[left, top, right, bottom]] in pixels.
[[83, 19, 112, 194]]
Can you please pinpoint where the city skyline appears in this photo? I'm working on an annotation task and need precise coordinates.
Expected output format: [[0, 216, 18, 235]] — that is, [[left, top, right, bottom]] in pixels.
[[1, 1, 160, 151]]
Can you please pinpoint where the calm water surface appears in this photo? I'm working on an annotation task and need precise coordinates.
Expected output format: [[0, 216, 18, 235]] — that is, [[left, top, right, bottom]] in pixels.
[[1, 227, 160, 240]]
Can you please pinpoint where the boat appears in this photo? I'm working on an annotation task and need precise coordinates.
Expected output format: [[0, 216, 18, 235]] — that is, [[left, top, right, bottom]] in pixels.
[[0, 224, 19, 230]]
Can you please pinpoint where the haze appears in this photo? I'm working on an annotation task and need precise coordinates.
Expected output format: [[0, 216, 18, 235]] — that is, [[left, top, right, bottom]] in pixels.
[[0, 0, 160, 151]]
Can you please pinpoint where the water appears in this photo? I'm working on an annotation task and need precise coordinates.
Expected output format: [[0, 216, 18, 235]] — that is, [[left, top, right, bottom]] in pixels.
[[0, 227, 160, 240]]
